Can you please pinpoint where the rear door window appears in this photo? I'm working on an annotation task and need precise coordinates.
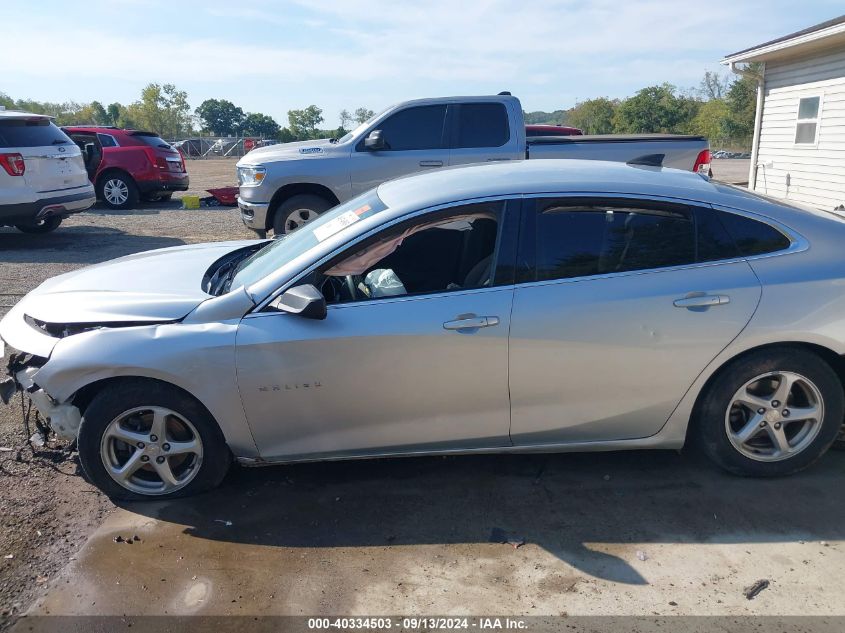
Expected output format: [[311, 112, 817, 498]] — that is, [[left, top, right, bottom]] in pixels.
[[367, 105, 447, 151], [0, 119, 72, 148], [455, 103, 510, 148], [519, 199, 742, 283]]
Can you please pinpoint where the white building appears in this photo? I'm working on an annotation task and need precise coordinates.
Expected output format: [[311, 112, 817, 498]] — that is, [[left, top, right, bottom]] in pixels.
[[723, 15, 845, 210]]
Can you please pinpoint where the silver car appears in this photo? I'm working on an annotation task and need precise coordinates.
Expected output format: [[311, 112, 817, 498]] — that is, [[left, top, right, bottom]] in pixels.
[[2, 159, 844, 499]]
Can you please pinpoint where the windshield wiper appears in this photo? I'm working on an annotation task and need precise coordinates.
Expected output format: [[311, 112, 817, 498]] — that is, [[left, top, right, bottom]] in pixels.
[[51, 139, 69, 144]]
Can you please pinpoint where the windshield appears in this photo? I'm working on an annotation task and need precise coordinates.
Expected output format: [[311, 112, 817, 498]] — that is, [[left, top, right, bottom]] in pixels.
[[337, 108, 385, 144], [230, 190, 389, 290]]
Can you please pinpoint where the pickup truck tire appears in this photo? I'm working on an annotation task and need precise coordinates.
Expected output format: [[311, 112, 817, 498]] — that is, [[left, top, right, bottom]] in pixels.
[[15, 216, 63, 234], [272, 194, 332, 236], [97, 172, 140, 210]]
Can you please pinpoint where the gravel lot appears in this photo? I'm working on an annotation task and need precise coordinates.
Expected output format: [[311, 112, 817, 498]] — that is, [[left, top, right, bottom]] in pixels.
[[5, 156, 842, 630]]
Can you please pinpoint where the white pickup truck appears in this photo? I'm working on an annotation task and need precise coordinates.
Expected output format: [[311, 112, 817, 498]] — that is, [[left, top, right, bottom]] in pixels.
[[237, 93, 710, 237]]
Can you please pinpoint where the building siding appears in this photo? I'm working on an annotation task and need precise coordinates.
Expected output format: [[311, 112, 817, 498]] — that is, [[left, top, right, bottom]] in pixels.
[[754, 46, 845, 209]]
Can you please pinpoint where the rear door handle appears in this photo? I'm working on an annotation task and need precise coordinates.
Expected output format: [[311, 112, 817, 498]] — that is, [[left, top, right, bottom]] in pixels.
[[486, 157, 513, 162], [673, 294, 730, 308], [419, 160, 443, 167], [443, 316, 500, 330]]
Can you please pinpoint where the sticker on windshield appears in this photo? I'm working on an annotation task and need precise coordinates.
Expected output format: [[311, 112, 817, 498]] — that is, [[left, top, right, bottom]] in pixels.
[[313, 211, 360, 242]]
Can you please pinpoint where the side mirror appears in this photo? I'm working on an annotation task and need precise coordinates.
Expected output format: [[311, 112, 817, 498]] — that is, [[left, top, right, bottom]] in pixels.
[[276, 284, 327, 320], [364, 130, 385, 150]]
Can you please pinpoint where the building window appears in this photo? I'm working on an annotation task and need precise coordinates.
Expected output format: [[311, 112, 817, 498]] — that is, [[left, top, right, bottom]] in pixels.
[[794, 96, 821, 145]]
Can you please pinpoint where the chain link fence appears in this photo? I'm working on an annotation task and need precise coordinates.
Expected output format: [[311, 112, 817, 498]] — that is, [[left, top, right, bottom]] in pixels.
[[164, 135, 278, 159]]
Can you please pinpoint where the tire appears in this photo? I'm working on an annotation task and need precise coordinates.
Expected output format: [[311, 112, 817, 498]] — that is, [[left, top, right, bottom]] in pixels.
[[97, 172, 140, 210], [15, 216, 62, 234], [833, 425, 845, 451], [78, 379, 230, 500], [271, 194, 332, 236], [694, 347, 844, 477]]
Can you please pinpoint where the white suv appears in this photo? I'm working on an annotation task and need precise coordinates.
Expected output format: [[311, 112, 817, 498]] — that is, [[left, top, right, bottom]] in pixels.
[[0, 109, 96, 234]]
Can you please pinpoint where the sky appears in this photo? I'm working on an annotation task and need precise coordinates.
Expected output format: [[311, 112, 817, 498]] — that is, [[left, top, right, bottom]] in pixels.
[[1, 0, 843, 127]]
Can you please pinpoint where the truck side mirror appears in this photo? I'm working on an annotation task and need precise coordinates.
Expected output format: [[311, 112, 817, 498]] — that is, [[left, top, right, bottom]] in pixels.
[[364, 130, 385, 150], [276, 284, 327, 320]]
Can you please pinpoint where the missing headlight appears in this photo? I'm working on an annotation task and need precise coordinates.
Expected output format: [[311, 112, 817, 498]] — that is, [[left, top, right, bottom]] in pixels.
[[24, 315, 103, 339]]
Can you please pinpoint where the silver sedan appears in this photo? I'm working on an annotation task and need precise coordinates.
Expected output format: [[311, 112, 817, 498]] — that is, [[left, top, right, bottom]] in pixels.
[[2, 159, 844, 499]]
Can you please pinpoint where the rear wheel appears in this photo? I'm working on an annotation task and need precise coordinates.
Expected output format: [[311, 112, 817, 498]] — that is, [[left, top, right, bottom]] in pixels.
[[78, 380, 230, 500], [98, 173, 139, 210], [15, 216, 62, 234], [271, 194, 332, 236], [695, 348, 843, 476]]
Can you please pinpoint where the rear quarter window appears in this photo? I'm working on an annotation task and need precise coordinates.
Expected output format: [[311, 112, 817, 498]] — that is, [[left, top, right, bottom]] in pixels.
[[717, 211, 791, 256], [0, 119, 72, 148]]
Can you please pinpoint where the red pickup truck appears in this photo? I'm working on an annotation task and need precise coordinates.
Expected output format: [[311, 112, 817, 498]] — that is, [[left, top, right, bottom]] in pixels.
[[63, 126, 189, 209]]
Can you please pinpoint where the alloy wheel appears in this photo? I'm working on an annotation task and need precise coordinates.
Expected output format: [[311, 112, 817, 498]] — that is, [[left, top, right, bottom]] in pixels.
[[100, 406, 204, 495], [103, 178, 129, 205], [725, 371, 824, 462]]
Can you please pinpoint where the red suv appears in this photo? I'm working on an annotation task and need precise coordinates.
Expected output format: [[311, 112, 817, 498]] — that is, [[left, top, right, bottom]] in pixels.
[[62, 126, 189, 209]]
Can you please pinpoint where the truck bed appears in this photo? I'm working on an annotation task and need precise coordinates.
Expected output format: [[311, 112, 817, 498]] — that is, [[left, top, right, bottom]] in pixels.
[[527, 134, 708, 171]]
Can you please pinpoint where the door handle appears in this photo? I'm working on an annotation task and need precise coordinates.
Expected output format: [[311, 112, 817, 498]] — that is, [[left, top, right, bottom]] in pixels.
[[419, 160, 443, 167], [443, 316, 500, 330], [673, 294, 730, 308], [486, 157, 512, 162]]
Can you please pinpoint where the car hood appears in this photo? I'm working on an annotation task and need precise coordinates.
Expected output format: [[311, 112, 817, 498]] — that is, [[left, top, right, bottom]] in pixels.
[[238, 138, 342, 164], [18, 240, 257, 325]]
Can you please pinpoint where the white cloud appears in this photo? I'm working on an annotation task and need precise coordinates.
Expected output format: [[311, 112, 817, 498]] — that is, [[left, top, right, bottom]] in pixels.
[[2, 0, 842, 119]]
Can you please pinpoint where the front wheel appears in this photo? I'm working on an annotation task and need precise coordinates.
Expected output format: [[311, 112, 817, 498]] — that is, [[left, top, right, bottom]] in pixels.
[[271, 194, 332, 236], [15, 216, 62, 234], [695, 348, 844, 476], [78, 380, 230, 500]]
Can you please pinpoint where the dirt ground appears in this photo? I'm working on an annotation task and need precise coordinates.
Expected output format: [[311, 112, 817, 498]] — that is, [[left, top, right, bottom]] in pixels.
[[3, 155, 839, 631]]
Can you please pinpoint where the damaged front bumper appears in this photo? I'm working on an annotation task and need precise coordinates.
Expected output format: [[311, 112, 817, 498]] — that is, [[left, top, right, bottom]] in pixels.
[[2, 350, 82, 441]]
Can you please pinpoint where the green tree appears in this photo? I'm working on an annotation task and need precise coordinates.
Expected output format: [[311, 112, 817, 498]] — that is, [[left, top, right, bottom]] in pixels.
[[127, 83, 192, 138], [613, 83, 697, 133], [339, 109, 352, 130], [567, 98, 617, 134], [690, 98, 729, 140], [195, 98, 245, 136], [288, 105, 324, 140], [106, 103, 122, 126], [723, 66, 760, 141], [240, 112, 281, 138], [353, 107, 374, 124]]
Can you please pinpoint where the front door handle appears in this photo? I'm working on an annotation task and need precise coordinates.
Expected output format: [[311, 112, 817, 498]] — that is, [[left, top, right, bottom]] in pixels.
[[419, 160, 443, 167], [486, 157, 513, 162], [673, 294, 730, 308], [443, 316, 500, 330]]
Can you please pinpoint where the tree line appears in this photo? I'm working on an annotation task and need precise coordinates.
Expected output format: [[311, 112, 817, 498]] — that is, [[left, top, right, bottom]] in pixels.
[[0, 83, 375, 142], [1, 68, 757, 148], [528, 68, 759, 149]]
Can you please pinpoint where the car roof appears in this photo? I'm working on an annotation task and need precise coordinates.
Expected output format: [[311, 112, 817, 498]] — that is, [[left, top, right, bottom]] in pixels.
[[0, 110, 52, 120], [377, 159, 714, 208]]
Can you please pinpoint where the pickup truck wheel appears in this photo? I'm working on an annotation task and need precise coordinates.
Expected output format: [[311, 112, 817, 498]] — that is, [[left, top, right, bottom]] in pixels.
[[78, 380, 231, 500], [98, 173, 139, 210], [272, 194, 332, 236], [15, 216, 62, 234]]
